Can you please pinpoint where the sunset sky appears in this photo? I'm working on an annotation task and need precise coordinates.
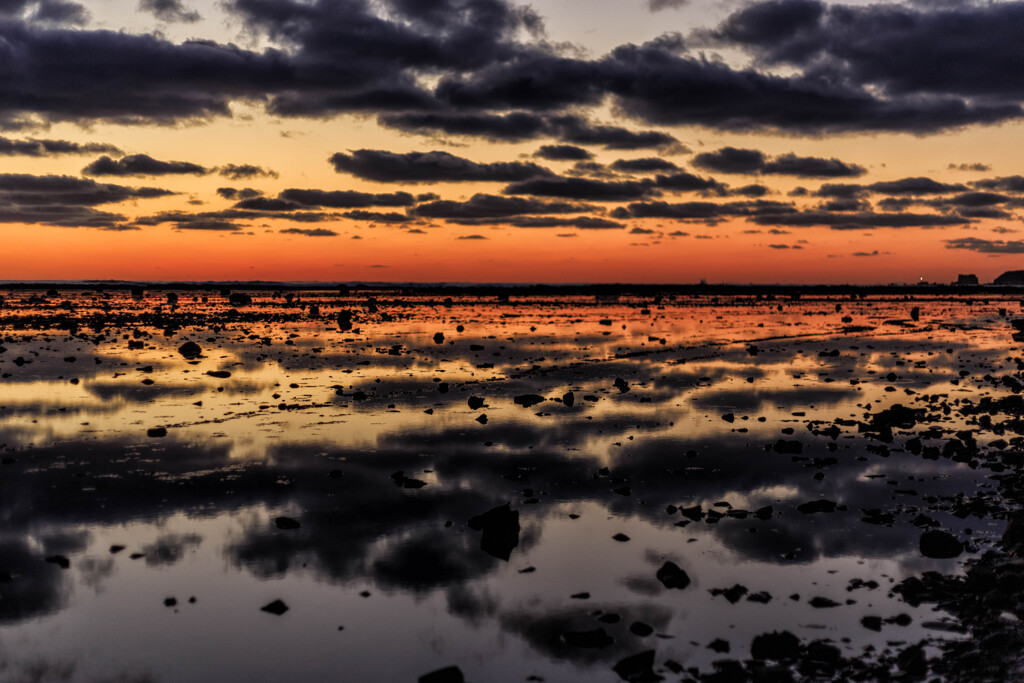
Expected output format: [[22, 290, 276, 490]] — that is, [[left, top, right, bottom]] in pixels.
[[2, 0, 1023, 283]]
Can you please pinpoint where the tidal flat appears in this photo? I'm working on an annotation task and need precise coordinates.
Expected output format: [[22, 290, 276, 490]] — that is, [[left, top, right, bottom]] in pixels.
[[2, 286, 1024, 682]]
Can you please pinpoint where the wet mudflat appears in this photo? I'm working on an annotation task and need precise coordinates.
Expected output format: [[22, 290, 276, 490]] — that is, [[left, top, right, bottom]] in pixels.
[[2, 287, 1024, 682]]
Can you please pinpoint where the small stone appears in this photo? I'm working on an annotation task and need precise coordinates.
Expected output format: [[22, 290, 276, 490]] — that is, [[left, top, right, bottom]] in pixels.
[[919, 530, 963, 559], [656, 561, 691, 589], [260, 600, 289, 615]]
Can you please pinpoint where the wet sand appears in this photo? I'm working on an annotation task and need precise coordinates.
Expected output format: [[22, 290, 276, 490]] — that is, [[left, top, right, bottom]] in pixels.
[[1, 286, 1023, 682]]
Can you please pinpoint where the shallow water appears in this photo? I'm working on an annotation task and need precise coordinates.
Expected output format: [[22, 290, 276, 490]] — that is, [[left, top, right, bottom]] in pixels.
[[0, 289, 1020, 682]]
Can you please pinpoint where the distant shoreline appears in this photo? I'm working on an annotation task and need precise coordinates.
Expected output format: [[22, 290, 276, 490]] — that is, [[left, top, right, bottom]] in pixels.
[[0, 281, 1021, 296]]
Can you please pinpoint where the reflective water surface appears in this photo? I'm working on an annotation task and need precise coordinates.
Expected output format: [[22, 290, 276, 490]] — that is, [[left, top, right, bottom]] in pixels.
[[1, 288, 1021, 682]]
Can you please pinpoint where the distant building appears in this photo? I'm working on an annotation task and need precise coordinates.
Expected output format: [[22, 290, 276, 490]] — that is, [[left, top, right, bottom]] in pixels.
[[995, 271, 1024, 286], [956, 274, 979, 286]]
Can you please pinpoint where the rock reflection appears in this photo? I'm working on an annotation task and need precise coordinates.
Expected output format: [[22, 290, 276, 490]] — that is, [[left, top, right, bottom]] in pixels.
[[0, 288, 1021, 680]]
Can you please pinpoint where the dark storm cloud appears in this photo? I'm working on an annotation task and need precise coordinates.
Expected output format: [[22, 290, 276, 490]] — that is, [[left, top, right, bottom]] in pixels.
[[733, 184, 770, 197], [329, 149, 552, 183], [692, 147, 864, 177], [232, 197, 303, 211], [945, 237, 1024, 254], [0, 173, 171, 228], [534, 145, 592, 161], [0, 136, 120, 156], [279, 188, 416, 208], [218, 164, 278, 180], [502, 176, 655, 201], [653, 171, 726, 194], [82, 154, 208, 177], [378, 111, 548, 141], [0, 0, 1013, 136], [972, 176, 1024, 193], [410, 194, 594, 219], [448, 215, 624, 229], [341, 210, 411, 223], [609, 157, 679, 173], [216, 187, 262, 200], [138, 0, 200, 23], [866, 177, 967, 195], [750, 209, 969, 229], [280, 227, 337, 236], [703, 0, 1024, 103]]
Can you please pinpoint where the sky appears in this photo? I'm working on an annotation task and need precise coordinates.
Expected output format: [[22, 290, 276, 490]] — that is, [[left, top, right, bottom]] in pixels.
[[1, 0, 1023, 284]]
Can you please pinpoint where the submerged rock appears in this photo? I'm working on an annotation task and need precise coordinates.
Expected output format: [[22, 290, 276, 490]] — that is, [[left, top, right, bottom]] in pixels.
[[468, 503, 520, 561], [919, 530, 963, 559]]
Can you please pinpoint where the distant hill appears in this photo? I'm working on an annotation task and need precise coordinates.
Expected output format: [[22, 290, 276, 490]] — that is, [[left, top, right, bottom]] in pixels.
[[995, 271, 1024, 285]]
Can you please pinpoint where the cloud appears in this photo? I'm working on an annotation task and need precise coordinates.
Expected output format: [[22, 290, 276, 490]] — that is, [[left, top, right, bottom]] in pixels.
[[450, 215, 624, 229], [279, 188, 416, 208], [280, 227, 338, 237], [503, 176, 655, 201], [648, 0, 687, 11], [610, 157, 679, 174], [768, 243, 802, 249], [457, 234, 488, 239], [534, 145, 593, 161], [411, 194, 595, 219], [82, 154, 208, 177], [972, 176, 1024, 193], [693, 147, 864, 177], [0, 136, 120, 156], [945, 237, 1024, 254], [218, 164, 277, 180], [342, 210, 411, 223], [654, 171, 726, 194], [329, 149, 552, 183], [703, 0, 1024, 104], [138, 0, 200, 23], [216, 187, 262, 200], [949, 162, 991, 172]]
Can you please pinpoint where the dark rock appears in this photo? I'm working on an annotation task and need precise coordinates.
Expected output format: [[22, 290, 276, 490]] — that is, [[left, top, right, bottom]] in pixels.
[[468, 503, 520, 560], [177, 341, 202, 358], [467, 396, 485, 410], [147, 427, 167, 438], [656, 561, 691, 589], [897, 644, 928, 677], [563, 628, 614, 649], [612, 533, 630, 542], [514, 394, 546, 408], [391, 471, 427, 489], [711, 585, 748, 604], [774, 439, 803, 454], [205, 370, 231, 379], [629, 622, 654, 637], [164, 597, 177, 607], [797, 499, 837, 514], [612, 650, 661, 682], [45, 555, 70, 569], [808, 597, 841, 608], [751, 631, 801, 661], [433, 332, 445, 344], [708, 639, 730, 653], [260, 600, 289, 615], [274, 516, 301, 530], [861, 615, 882, 632], [419, 666, 464, 683], [919, 530, 963, 559], [228, 292, 253, 306], [563, 391, 575, 407]]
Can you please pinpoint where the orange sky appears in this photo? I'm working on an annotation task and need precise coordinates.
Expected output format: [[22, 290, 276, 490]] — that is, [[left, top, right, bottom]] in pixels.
[[0, 0, 1022, 283]]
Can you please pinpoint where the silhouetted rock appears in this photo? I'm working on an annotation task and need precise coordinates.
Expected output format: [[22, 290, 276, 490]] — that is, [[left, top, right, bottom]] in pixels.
[[228, 292, 253, 306], [612, 650, 659, 682], [147, 427, 167, 438], [177, 341, 202, 359], [45, 555, 70, 569], [418, 666, 464, 683], [260, 600, 289, 615], [467, 396, 485, 410], [656, 561, 691, 589], [751, 631, 801, 660], [468, 503, 519, 561], [205, 370, 231, 379], [919, 530, 963, 558], [513, 394, 545, 408], [274, 516, 301, 530], [562, 391, 575, 407], [797, 500, 837, 514], [563, 628, 614, 648], [995, 271, 1024, 286]]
